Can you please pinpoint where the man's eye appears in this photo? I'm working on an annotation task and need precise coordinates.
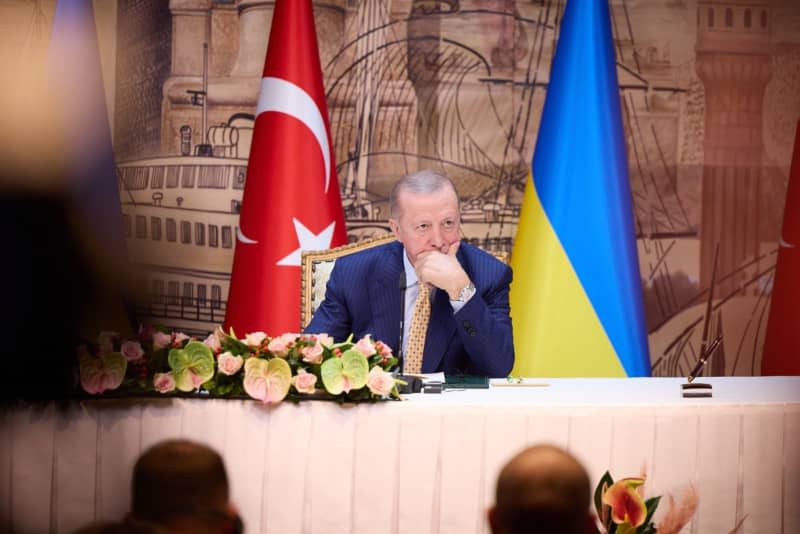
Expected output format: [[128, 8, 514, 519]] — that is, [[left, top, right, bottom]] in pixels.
[[442, 219, 455, 229], [416, 224, 430, 232]]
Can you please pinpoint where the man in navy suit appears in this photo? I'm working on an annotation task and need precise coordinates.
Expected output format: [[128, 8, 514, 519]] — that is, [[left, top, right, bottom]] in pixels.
[[306, 170, 514, 377]]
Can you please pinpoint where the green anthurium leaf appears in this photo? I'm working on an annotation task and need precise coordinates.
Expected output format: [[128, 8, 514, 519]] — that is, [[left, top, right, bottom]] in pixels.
[[594, 470, 615, 517], [641, 496, 661, 529], [341, 349, 369, 389], [321, 357, 345, 395], [243, 357, 292, 403], [168, 341, 215, 392], [79, 352, 127, 394], [321, 349, 369, 395]]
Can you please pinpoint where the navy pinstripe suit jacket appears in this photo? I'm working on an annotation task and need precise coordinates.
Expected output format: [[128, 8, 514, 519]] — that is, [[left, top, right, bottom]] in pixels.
[[305, 241, 514, 377]]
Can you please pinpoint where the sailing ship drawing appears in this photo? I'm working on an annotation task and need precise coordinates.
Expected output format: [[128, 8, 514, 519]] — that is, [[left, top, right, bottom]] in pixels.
[[9, 0, 794, 375]]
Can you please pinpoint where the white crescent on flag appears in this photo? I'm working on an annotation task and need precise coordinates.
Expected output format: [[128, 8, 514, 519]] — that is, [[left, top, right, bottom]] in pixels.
[[237, 76, 333, 246], [256, 76, 331, 193]]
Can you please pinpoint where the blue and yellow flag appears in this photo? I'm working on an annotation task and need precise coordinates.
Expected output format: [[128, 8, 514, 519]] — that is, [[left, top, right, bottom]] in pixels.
[[510, 0, 650, 377]]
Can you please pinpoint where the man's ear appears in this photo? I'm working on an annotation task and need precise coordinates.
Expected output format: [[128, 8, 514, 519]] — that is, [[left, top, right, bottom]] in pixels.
[[389, 218, 400, 238]]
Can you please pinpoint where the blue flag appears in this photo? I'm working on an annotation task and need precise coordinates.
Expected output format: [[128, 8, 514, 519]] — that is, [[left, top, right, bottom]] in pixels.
[[510, 0, 650, 377]]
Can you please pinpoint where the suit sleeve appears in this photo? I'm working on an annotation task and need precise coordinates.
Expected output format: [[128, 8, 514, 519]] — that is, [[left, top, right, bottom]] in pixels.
[[303, 262, 353, 342], [453, 264, 514, 377]]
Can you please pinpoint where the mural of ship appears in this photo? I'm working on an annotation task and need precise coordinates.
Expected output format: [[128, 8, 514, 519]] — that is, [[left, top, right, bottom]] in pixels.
[[118, 152, 247, 335], [5, 0, 793, 373]]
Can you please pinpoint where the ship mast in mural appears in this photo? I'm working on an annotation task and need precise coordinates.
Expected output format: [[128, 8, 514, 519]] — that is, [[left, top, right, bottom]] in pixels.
[[109, 0, 790, 377]]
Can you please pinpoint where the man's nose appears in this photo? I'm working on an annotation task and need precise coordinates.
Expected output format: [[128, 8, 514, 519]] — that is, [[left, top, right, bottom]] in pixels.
[[430, 226, 445, 251]]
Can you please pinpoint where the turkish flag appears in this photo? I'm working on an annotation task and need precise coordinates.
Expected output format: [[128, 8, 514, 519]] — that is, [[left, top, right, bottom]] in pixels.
[[224, 0, 347, 336], [762, 120, 800, 375]]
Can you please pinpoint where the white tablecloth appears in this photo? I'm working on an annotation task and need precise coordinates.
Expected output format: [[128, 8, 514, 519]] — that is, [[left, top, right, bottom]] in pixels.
[[2, 377, 799, 533]]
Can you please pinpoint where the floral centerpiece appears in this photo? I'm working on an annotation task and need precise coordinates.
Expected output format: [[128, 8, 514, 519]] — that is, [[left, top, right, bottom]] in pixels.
[[594, 471, 698, 534], [77, 327, 402, 404]]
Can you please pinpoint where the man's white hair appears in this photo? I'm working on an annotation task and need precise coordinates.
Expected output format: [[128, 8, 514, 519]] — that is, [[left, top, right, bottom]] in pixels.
[[389, 169, 459, 218]]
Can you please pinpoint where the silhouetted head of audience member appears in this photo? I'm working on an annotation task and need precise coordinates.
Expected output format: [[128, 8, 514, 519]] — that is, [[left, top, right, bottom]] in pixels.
[[488, 444, 597, 534], [129, 439, 241, 534]]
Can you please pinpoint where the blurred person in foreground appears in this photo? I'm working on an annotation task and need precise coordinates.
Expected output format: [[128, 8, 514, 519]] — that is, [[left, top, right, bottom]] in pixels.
[[306, 169, 514, 377], [489, 445, 598, 534], [76, 439, 242, 534]]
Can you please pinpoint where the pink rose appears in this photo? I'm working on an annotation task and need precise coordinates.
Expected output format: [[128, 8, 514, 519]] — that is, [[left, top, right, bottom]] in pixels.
[[376, 340, 393, 357], [366, 366, 395, 396], [354, 335, 377, 357], [217, 351, 244, 375], [172, 332, 190, 347], [293, 369, 318, 394], [203, 332, 222, 353], [316, 333, 334, 347], [121, 340, 145, 362], [244, 331, 267, 347], [300, 342, 324, 364], [153, 331, 172, 350], [267, 333, 296, 357], [153, 372, 176, 393]]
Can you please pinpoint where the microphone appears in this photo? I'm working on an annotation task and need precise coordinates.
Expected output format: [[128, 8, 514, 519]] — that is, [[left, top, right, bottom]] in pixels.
[[682, 242, 720, 398], [397, 270, 407, 369], [393, 271, 423, 393], [687, 335, 722, 383]]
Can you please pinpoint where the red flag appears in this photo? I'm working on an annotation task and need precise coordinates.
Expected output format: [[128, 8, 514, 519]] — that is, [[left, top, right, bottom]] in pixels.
[[224, 0, 347, 336], [762, 120, 800, 375]]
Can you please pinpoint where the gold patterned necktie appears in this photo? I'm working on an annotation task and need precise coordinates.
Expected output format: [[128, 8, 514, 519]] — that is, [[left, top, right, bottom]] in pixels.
[[404, 282, 431, 374]]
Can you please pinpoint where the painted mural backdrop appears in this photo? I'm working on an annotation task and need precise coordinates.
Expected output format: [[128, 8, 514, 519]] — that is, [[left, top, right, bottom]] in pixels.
[[3, 0, 799, 376]]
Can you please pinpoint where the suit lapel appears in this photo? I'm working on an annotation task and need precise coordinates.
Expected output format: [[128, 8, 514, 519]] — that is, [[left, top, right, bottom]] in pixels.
[[368, 242, 404, 353]]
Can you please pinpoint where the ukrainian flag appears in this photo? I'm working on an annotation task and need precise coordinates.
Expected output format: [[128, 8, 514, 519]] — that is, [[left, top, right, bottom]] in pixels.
[[510, 0, 650, 377]]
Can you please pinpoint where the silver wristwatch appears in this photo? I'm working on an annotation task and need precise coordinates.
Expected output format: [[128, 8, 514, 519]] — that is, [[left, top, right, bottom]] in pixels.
[[454, 281, 476, 302]]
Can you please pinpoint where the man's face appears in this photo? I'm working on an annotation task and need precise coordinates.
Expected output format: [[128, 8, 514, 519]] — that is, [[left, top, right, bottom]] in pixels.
[[389, 186, 461, 264]]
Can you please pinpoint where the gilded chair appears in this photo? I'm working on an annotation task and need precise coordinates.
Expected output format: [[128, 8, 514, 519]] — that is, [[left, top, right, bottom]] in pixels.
[[300, 233, 397, 329], [300, 233, 510, 329]]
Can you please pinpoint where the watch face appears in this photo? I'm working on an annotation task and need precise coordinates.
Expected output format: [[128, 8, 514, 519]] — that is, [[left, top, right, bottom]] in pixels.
[[459, 282, 476, 301]]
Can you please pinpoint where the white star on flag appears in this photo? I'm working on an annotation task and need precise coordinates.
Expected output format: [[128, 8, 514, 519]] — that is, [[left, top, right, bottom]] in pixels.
[[276, 218, 337, 266]]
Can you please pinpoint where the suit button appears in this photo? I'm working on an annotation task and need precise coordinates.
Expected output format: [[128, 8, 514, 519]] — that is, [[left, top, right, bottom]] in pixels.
[[462, 320, 472, 328]]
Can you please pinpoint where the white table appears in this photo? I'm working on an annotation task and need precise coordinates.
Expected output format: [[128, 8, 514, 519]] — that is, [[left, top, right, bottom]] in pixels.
[[2, 377, 798, 533]]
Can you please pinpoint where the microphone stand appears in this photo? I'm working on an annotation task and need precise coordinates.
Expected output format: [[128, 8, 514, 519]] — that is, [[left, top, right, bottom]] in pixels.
[[394, 271, 423, 393], [397, 270, 406, 371], [682, 243, 722, 398]]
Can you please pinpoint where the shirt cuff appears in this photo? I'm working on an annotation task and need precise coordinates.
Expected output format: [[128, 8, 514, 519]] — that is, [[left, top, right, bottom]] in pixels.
[[449, 292, 474, 313]]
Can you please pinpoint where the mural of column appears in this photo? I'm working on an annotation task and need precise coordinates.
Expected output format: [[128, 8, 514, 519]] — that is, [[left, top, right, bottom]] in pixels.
[[406, 1, 448, 168], [695, 0, 772, 297], [115, 0, 172, 161], [162, 0, 210, 154]]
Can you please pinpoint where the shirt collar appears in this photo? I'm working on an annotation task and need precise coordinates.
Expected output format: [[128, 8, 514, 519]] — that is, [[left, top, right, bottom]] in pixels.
[[402, 250, 418, 287]]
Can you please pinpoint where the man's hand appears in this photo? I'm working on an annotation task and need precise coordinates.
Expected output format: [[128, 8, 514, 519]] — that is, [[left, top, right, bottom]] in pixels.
[[415, 241, 470, 299]]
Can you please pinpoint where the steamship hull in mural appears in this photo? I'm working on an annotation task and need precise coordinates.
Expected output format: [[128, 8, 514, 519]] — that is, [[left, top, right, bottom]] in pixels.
[[118, 156, 247, 334]]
